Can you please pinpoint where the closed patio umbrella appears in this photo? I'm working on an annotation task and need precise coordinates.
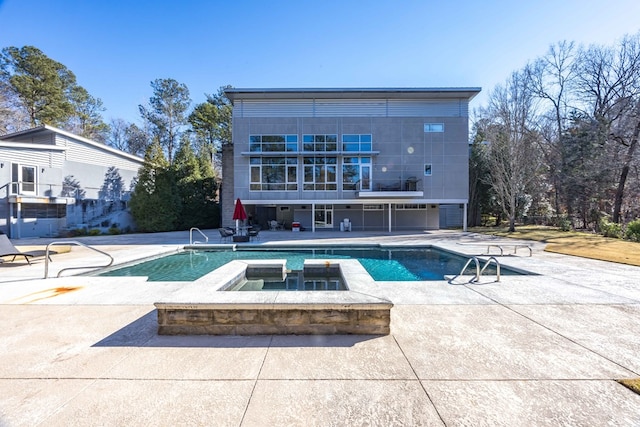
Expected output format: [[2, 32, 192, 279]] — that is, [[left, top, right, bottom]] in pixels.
[[232, 198, 247, 234]]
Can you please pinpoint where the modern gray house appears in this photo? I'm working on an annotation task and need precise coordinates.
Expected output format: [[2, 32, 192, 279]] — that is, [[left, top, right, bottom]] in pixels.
[[0, 125, 143, 238], [222, 87, 480, 232]]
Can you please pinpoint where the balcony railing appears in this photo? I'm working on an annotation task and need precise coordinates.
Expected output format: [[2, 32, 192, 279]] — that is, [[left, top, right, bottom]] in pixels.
[[354, 177, 423, 197]]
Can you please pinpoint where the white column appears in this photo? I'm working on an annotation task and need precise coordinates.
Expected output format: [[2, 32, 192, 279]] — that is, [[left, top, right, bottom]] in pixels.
[[463, 202, 468, 232], [16, 202, 22, 239], [311, 203, 315, 233], [388, 203, 392, 232]]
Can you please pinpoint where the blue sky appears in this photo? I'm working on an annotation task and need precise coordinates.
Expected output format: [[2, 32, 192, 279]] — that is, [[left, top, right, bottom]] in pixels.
[[1, 0, 639, 125]]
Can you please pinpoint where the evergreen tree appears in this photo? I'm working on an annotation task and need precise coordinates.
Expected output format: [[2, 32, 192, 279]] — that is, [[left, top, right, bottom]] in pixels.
[[129, 142, 179, 232], [138, 78, 191, 165], [0, 46, 76, 127], [188, 85, 232, 174], [67, 85, 108, 142], [173, 137, 219, 229]]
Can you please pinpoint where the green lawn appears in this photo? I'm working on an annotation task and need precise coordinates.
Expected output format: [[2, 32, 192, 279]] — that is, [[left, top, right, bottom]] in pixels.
[[470, 226, 640, 267]]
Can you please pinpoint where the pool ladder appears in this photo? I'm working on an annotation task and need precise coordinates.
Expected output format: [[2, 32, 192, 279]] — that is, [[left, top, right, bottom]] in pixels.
[[448, 256, 500, 284], [44, 241, 114, 278], [189, 227, 209, 245]]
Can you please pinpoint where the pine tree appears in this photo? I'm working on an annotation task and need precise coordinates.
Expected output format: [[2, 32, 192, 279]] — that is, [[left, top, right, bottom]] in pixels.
[[129, 141, 179, 231]]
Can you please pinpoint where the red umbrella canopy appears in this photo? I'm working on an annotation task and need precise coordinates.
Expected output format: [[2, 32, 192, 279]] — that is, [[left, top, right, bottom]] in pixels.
[[233, 198, 247, 221]]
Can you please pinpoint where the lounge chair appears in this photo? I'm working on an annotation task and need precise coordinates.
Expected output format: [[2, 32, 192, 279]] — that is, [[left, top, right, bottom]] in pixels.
[[0, 234, 34, 265]]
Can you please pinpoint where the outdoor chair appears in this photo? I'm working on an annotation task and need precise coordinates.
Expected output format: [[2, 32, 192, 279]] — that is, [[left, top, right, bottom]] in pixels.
[[248, 227, 260, 241], [218, 228, 234, 243], [0, 234, 34, 265]]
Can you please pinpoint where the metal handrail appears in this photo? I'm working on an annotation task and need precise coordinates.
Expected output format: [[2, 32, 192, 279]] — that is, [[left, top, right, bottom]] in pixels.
[[44, 241, 114, 278], [479, 256, 501, 282], [448, 256, 480, 284], [189, 227, 209, 245]]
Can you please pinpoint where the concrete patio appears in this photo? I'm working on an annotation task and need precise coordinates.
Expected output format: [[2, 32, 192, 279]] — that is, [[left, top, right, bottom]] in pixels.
[[1, 229, 639, 426]]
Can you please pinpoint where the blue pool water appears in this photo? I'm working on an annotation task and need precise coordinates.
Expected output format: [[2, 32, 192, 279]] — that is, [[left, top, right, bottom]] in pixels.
[[98, 246, 512, 282]]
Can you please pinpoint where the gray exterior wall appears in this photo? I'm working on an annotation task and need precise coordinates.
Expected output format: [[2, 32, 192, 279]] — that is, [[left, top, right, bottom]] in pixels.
[[0, 126, 143, 238], [224, 88, 479, 231]]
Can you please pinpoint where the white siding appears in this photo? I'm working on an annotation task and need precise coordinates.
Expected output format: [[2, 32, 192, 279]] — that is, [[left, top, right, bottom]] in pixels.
[[56, 135, 142, 172], [0, 147, 64, 168]]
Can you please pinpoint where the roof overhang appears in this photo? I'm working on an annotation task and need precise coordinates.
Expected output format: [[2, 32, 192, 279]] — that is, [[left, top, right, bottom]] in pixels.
[[224, 87, 482, 103]]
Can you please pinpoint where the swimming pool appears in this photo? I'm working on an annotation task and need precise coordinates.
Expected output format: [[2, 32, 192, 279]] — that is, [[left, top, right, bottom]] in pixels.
[[98, 246, 515, 282]]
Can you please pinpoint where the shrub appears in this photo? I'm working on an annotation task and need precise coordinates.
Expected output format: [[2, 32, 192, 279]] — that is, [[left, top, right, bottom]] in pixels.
[[625, 219, 640, 242], [68, 228, 88, 237], [107, 227, 121, 235], [600, 217, 622, 238], [88, 229, 102, 236], [558, 216, 572, 232]]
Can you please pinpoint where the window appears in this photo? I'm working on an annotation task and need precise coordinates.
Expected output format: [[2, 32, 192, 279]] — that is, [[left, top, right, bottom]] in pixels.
[[342, 157, 371, 190], [303, 157, 337, 191], [249, 135, 298, 152], [250, 157, 298, 191], [424, 123, 444, 132], [342, 134, 372, 152], [11, 163, 37, 194], [396, 204, 427, 210], [22, 203, 67, 219], [303, 135, 337, 152], [363, 204, 383, 210], [424, 163, 432, 176]]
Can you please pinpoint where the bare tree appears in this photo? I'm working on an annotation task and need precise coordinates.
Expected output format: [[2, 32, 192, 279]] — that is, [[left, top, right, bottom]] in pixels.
[[480, 71, 544, 231], [526, 41, 579, 217], [107, 118, 130, 151], [575, 32, 640, 222]]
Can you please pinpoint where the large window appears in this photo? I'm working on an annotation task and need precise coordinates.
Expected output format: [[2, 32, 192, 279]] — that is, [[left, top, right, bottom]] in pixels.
[[250, 157, 298, 191], [249, 135, 298, 152], [303, 135, 337, 152], [342, 157, 371, 191], [342, 134, 372, 152], [303, 157, 337, 191]]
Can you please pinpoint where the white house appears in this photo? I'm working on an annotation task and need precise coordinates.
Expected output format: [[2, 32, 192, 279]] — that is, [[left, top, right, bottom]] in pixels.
[[0, 125, 144, 238]]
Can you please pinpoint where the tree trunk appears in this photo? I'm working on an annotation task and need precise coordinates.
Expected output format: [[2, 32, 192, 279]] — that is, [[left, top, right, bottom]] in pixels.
[[612, 121, 640, 223]]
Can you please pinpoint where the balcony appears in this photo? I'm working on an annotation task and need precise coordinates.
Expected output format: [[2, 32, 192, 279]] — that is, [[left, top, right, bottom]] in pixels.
[[356, 177, 423, 198]]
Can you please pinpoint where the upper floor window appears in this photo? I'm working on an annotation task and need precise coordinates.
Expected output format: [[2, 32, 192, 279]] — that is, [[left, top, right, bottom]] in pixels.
[[342, 134, 372, 152], [342, 156, 371, 191], [12, 163, 37, 194], [249, 135, 298, 152], [424, 123, 444, 133], [303, 135, 337, 152]]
